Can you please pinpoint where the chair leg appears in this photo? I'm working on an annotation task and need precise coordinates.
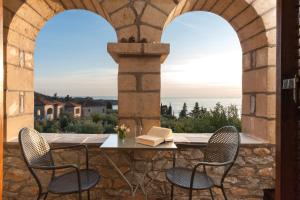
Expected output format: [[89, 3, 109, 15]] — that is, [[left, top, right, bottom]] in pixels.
[[221, 185, 228, 200], [87, 190, 91, 200], [43, 193, 48, 200], [209, 188, 214, 200], [171, 184, 174, 200], [78, 191, 82, 200], [188, 188, 193, 200]]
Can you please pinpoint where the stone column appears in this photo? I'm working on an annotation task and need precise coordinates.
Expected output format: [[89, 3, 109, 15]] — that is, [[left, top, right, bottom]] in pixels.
[[108, 43, 169, 136]]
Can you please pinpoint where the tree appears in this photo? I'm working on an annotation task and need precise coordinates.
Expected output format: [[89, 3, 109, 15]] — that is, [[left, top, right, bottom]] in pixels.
[[65, 94, 71, 101], [167, 104, 173, 116], [91, 114, 101, 124], [190, 102, 200, 118], [179, 103, 188, 118], [161, 103, 168, 116]]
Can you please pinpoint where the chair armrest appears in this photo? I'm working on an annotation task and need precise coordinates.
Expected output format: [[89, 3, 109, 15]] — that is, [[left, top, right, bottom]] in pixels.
[[30, 164, 82, 192], [189, 160, 233, 189], [195, 161, 233, 167], [30, 163, 79, 170], [51, 144, 89, 169]]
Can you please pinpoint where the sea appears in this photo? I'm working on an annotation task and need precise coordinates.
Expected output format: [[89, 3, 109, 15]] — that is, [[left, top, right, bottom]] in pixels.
[[93, 96, 242, 117]]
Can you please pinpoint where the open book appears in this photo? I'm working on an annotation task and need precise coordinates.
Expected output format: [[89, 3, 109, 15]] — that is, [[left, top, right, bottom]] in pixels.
[[136, 126, 173, 147]]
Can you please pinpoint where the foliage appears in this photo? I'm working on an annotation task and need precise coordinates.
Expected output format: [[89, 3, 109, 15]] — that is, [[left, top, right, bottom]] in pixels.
[[35, 102, 241, 134], [179, 103, 188, 118], [65, 120, 104, 134], [161, 104, 175, 119], [35, 112, 117, 134], [161, 102, 241, 133]]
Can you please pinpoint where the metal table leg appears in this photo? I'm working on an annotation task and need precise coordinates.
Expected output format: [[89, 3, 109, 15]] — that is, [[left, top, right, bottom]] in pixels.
[[102, 151, 134, 194]]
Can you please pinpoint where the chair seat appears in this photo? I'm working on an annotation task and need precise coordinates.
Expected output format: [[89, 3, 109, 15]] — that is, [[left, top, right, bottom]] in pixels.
[[48, 169, 100, 194], [166, 167, 214, 190]]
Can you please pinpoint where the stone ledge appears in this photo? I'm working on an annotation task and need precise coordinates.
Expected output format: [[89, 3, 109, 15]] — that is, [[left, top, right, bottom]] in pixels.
[[6, 132, 271, 147], [107, 42, 170, 63]]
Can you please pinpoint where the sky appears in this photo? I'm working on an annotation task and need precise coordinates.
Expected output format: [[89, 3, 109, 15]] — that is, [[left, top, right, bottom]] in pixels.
[[35, 10, 242, 98]]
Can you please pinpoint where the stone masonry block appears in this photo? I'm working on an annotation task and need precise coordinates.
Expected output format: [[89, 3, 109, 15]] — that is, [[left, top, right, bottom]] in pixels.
[[242, 94, 250, 115], [91, 0, 107, 18], [141, 5, 166, 29], [202, 0, 217, 11], [24, 52, 34, 69], [141, 74, 160, 91], [26, 0, 55, 19], [61, 0, 76, 9], [9, 15, 39, 40], [119, 57, 161, 73], [243, 52, 251, 71], [238, 18, 265, 42], [242, 116, 268, 140], [211, 0, 234, 15], [16, 3, 46, 29], [267, 67, 276, 92], [118, 74, 136, 91], [222, 0, 248, 21], [6, 64, 33, 91], [44, 0, 64, 12], [231, 6, 258, 31], [118, 92, 160, 118], [266, 28, 276, 46], [5, 91, 20, 117], [261, 8, 276, 30], [252, 0, 276, 15], [181, 0, 198, 14], [193, 0, 206, 10], [110, 6, 135, 28], [256, 94, 268, 118], [255, 47, 276, 68], [117, 25, 138, 41], [72, 0, 85, 9], [4, 0, 23, 13], [243, 68, 268, 93], [139, 25, 162, 43], [6, 45, 19, 66], [150, 0, 176, 14], [102, 0, 128, 14], [241, 32, 268, 53], [82, 0, 97, 12], [6, 114, 34, 141]]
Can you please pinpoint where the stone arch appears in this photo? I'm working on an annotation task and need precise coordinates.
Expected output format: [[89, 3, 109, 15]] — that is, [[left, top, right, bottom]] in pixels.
[[158, 0, 276, 142], [3, 0, 118, 140]]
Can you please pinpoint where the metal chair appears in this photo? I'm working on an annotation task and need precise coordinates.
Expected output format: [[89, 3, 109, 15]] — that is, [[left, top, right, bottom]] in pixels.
[[166, 126, 240, 200], [18, 127, 100, 200]]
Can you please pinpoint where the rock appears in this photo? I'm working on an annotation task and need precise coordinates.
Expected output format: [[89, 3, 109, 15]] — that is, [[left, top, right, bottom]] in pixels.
[[258, 168, 274, 177], [253, 148, 271, 156]]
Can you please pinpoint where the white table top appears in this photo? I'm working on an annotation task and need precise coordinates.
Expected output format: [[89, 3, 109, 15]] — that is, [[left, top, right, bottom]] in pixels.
[[100, 134, 177, 150]]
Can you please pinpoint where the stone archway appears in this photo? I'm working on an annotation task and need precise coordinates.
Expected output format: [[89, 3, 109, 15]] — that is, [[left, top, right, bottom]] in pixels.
[[161, 0, 276, 143], [107, 0, 276, 142], [3, 0, 276, 143], [3, 0, 116, 140]]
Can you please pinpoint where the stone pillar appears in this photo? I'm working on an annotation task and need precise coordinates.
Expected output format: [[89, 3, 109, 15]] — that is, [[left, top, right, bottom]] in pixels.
[[108, 43, 169, 136]]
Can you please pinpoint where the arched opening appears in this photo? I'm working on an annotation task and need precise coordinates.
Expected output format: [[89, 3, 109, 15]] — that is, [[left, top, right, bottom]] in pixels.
[[4, 3, 117, 140], [46, 108, 53, 115], [161, 1, 276, 142], [161, 11, 242, 133], [33, 10, 117, 134]]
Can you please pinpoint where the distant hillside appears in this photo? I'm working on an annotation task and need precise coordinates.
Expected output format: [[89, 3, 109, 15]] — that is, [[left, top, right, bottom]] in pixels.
[[34, 92, 118, 105]]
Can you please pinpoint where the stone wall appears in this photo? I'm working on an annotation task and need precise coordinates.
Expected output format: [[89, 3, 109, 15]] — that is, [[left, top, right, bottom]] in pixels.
[[3, 143, 275, 200]]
